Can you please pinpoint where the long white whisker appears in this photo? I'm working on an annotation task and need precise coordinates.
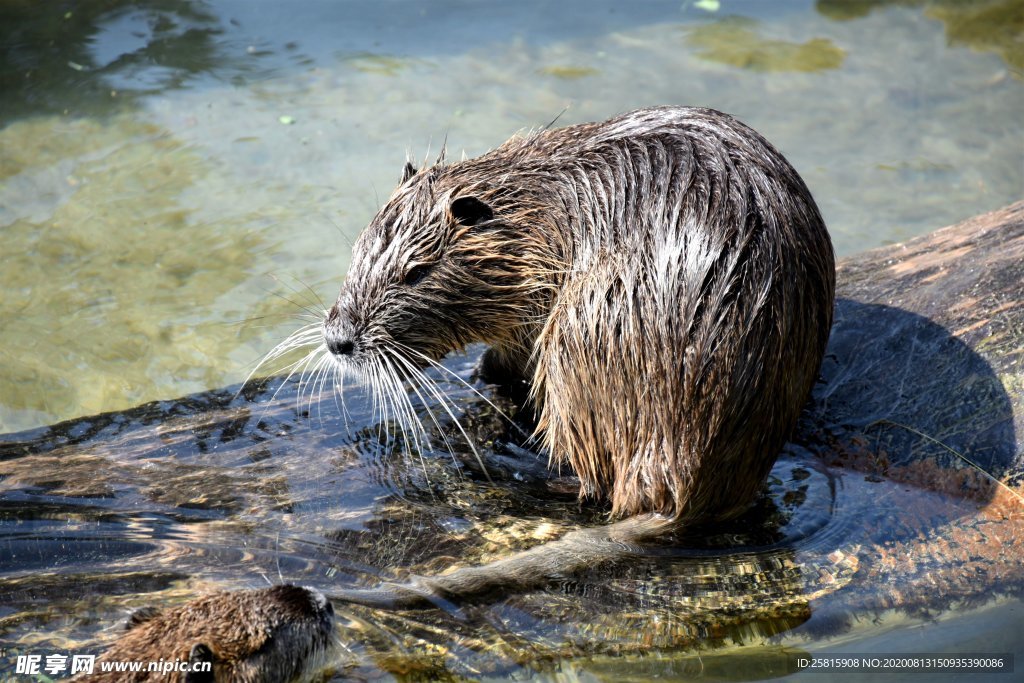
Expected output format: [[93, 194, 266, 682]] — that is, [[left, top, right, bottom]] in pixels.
[[242, 332, 322, 385], [235, 323, 323, 400], [329, 360, 354, 437], [387, 348, 492, 483], [384, 347, 454, 456], [243, 344, 322, 427], [295, 348, 321, 414], [393, 341, 529, 440], [307, 352, 335, 423], [268, 273, 329, 316], [262, 276, 328, 321], [378, 350, 432, 482], [370, 360, 392, 450], [317, 354, 343, 426], [376, 351, 418, 453], [386, 349, 460, 465]]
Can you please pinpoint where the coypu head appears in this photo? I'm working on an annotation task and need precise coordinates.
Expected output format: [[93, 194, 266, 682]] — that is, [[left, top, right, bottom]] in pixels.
[[324, 160, 548, 378], [95, 585, 336, 683]]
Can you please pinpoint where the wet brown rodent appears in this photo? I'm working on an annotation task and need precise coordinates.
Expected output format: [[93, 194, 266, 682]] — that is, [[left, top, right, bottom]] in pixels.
[[321, 106, 835, 606], [78, 585, 335, 682]]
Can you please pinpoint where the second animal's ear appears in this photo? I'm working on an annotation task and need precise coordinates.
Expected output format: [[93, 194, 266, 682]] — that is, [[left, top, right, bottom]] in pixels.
[[125, 607, 160, 631], [401, 161, 417, 183], [450, 196, 493, 226], [185, 643, 215, 683]]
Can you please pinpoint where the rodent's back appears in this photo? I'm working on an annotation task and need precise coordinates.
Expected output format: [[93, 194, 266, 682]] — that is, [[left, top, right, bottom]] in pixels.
[[489, 107, 835, 519]]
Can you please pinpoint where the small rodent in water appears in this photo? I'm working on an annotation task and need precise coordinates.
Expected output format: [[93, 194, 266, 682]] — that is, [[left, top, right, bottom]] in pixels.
[[316, 106, 834, 607], [77, 585, 335, 682]]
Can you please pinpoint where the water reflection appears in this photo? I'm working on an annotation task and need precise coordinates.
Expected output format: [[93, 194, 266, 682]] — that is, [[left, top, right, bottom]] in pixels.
[[0, 1, 227, 119]]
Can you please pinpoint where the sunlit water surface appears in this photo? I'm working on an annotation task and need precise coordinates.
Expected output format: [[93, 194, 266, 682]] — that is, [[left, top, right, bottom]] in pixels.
[[1, 1, 1022, 680]]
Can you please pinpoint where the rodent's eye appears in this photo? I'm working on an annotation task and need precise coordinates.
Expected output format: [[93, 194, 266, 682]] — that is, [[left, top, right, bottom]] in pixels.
[[403, 263, 433, 287]]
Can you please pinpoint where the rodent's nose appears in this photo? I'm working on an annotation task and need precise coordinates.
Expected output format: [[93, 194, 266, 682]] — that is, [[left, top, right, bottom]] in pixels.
[[325, 330, 356, 356], [331, 338, 354, 356], [325, 301, 359, 357]]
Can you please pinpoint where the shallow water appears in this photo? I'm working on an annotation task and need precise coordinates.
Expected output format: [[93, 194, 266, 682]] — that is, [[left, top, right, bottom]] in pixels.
[[1, 1, 1023, 679]]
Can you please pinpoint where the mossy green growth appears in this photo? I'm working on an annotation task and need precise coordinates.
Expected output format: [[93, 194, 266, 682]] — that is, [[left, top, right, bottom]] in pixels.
[[686, 17, 845, 72], [815, 0, 1023, 75], [0, 115, 268, 431], [344, 53, 417, 76], [929, 1, 1024, 74], [539, 65, 600, 79]]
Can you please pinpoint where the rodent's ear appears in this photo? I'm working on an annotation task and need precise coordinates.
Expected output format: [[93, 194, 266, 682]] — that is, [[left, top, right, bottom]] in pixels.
[[185, 643, 215, 683], [125, 606, 160, 630], [451, 196, 494, 226], [401, 161, 417, 183]]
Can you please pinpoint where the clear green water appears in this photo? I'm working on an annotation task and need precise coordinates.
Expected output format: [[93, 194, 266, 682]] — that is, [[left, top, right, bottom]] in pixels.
[[1, 0, 1021, 433]]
